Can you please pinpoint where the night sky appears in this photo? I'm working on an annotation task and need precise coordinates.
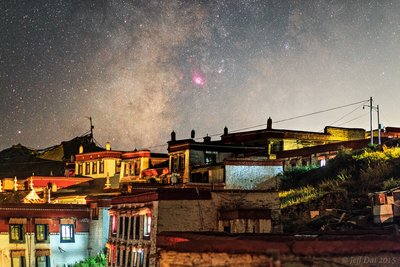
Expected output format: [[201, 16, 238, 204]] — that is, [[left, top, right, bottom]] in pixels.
[[1, 0, 399, 152]]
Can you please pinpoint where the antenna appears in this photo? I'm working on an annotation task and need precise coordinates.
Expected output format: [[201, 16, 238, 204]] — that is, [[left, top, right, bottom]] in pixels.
[[86, 116, 94, 143]]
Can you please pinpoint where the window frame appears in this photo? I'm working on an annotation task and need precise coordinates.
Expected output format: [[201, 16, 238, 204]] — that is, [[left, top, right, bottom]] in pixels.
[[35, 224, 49, 243], [92, 161, 98, 174], [35, 255, 50, 267], [85, 163, 90, 175], [60, 224, 75, 243], [11, 255, 26, 267], [99, 161, 105, 174], [9, 224, 25, 243]]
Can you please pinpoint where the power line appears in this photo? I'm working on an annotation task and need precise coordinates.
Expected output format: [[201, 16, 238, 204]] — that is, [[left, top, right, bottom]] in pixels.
[[145, 99, 370, 150], [337, 113, 368, 127], [328, 103, 366, 126]]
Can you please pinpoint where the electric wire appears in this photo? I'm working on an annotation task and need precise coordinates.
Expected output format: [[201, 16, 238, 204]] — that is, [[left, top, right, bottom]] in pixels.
[[145, 99, 370, 150]]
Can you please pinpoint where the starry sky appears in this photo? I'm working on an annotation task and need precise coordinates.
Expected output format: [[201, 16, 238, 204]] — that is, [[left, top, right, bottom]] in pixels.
[[1, 0, 400, 152]]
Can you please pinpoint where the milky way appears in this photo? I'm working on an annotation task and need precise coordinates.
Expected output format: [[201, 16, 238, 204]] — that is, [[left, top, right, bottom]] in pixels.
[[1, 1, 399, 151]]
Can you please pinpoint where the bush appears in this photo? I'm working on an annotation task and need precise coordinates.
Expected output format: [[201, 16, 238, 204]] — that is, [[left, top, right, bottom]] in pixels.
[[73, 253, 106, 267]]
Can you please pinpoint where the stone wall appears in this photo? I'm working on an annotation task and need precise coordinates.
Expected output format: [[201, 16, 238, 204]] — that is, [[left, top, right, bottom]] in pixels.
[[225, 165, 282, 190], [159, 251, 274, 267]]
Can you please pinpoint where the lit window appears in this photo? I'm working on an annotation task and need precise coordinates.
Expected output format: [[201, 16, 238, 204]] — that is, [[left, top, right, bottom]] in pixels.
[[92, 162, 97, 174], [124, 163, 130, 177], [60, 224, 74, 243], [35, 224, 49, 243], [9, 224, 24, 243], [143, 214, 151, 239], [11, 253, 26, 267], [99, 161, 104, 173], [111, 216, 117, 236], [320, 159, 326, 167], [36, 256, 50, 267], [85, 163, 90, 175], [78, 164, 83, 175]]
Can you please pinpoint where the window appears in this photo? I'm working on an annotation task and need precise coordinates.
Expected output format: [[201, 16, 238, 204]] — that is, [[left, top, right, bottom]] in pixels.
[[116, 160, 121, 174], [35, 224, 49, 243], [85, 163, 90, 175], [133, 161, 140, 176], [10, 224, 24, 243], [205, 151, 216, 165], [143, 214, 151, 239], [111, 216, 117, 236], [60, 224, 74, 243], [36, 256, 50, 267], [99, 161, 104, 173], [172, 154, 185, 172], [118, 216, 124, 238], [90, 203, 99, 220], [11, 256, 26, 267], [78, 164, 83, 175], [134, 216, 140, 240], [320, 159, 326, 167], [124, 163, 130, 177], [92, 161, 97, 174]]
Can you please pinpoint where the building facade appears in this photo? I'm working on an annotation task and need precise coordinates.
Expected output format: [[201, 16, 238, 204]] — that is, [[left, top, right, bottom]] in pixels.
[[106, 188, 281, 267], [0, 203, 90, 267]]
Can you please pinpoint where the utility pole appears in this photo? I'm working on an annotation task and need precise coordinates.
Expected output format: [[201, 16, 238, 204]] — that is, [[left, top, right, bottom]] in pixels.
[[364, 97, 382, 146], [369, 96, 373, 146], [377, 105, 381, 145]]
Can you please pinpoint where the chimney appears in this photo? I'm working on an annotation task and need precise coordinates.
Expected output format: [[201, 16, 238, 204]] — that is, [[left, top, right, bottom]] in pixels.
[[203, 134, 211, 143], [224, 126, 228, 135], [171, 131, 176, 142], [267, 117, 272, 130], [79, 145, 84, 154], [106, 142, 111, 151], [191, 129, 195, 139]]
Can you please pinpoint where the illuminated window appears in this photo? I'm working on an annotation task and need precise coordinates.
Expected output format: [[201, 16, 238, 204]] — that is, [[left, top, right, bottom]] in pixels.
[[111, 216, 117, 236], [78, 164, 83, 175], [36, 256, 50, 267], [85, 163, 90, 175], [9, 224, 24, 243], [124, 163, 130, 177], [60, 224, 74, 243], [11, 254, 26, 267], [320, 159, 326, 167], [116, 161, 121, 174], [99, 161, 104, 173], [35, 224, 49, 243], [92, 162, 97, 174], [143, 214, 151, 239]]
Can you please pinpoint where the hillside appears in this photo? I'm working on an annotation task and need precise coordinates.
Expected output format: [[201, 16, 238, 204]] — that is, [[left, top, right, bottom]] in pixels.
[[0, 133, 103, 178], [279, 144, 400, 233]]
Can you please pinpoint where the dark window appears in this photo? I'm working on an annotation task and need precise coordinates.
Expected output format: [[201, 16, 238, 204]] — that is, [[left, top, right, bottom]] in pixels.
[[119, 216, 124, 238], [35, 224, 49, 243], [223, 226, 231, 233], [134, 216, 140, 239], [205, 151, 217, 165], [85, 163, 90, 175], [90, 203, 99, 220], [60, 224, 74, 243], [134, 161, 140, 176], [92, 161, 97, 174], [99, 161, 104, 173], [36, 256, 50, 267], [129, 216, 134, 240], [124, 217, 129, 239], [9, 224, 24, 243], [178, 154, 185, 171]]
